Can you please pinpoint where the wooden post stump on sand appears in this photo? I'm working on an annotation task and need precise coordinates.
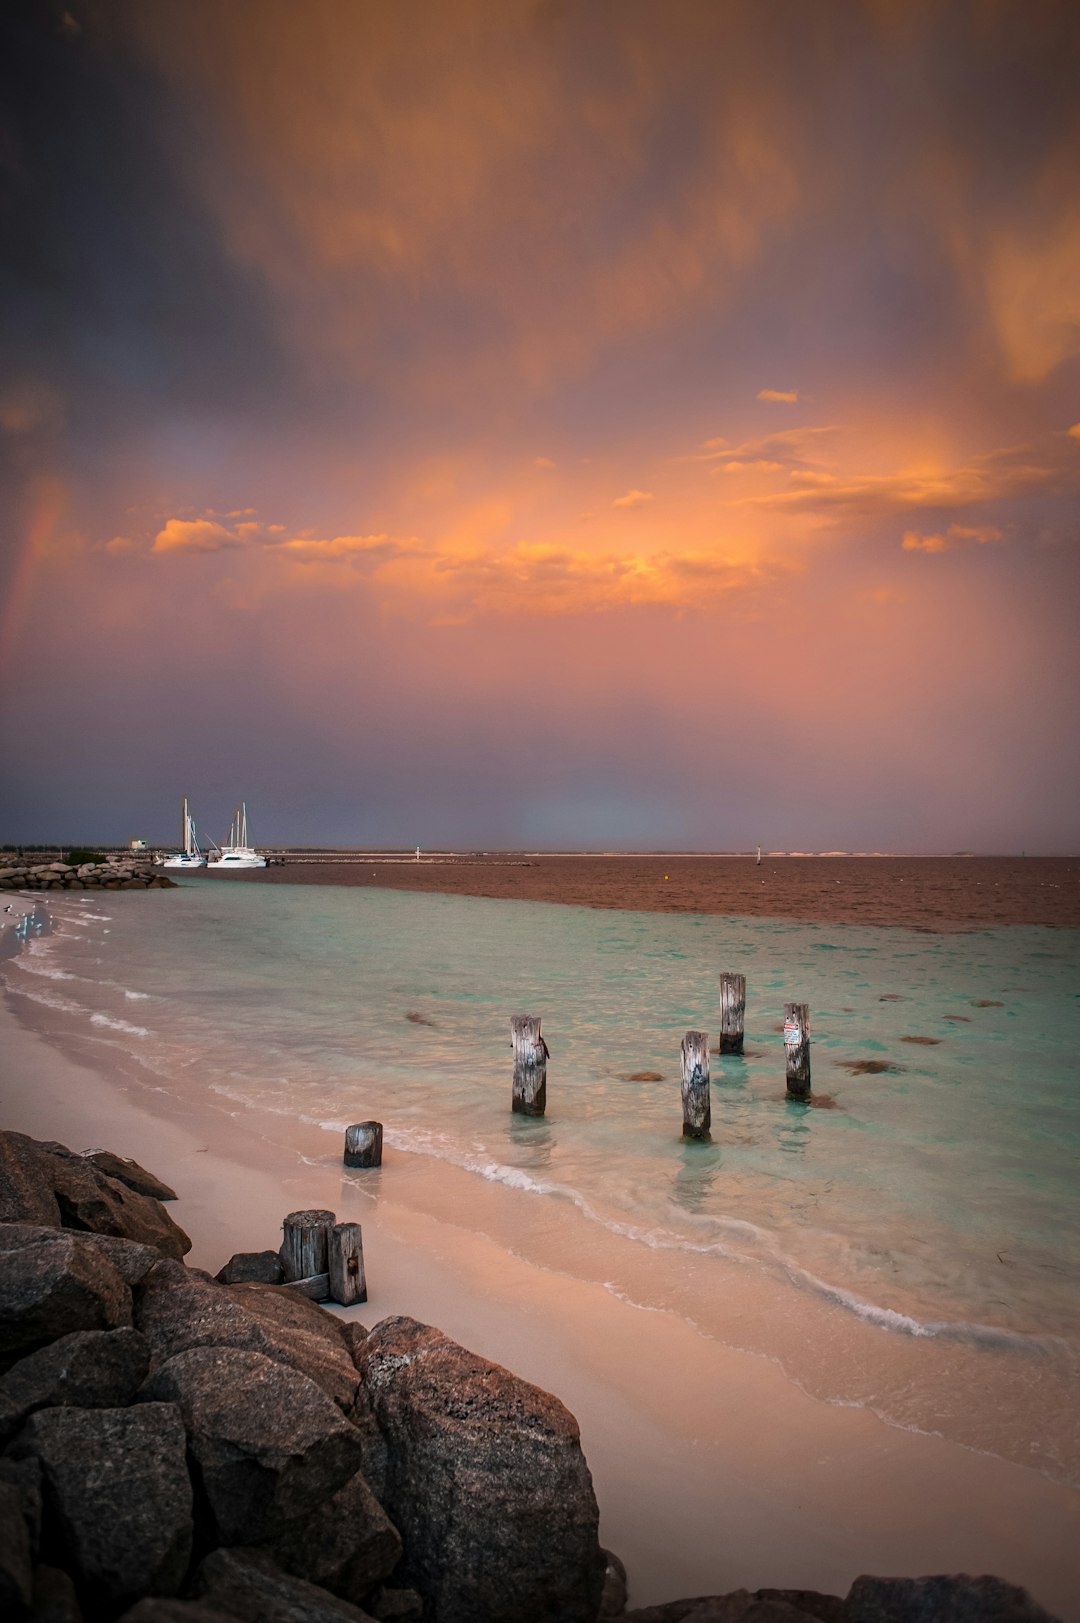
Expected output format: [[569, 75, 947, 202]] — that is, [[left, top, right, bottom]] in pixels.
[[784, 1002, 811, 1099], [344, 1122, 383, 1168], [511, 1015, 548, 1116], [328, 1221, 367, 1306], [680, 1031, 711, 1140], [718, 972, 746, 1054], [280, 1208, 335, 1283]]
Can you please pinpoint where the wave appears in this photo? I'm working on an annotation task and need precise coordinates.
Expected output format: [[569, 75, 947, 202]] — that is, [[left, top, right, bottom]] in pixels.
[[299, 1113, 1069, 1359], [89, 1012, 151, 1037], [12, 960, 76, 982], [5, 984, 86, 1016]]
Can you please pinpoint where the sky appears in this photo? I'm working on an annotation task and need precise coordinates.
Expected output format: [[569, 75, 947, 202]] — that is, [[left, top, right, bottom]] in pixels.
[[1, 0, 1078, 852]]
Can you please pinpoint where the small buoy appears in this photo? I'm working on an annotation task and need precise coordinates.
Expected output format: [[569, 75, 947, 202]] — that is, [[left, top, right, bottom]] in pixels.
[[664, 874, 668, 881]]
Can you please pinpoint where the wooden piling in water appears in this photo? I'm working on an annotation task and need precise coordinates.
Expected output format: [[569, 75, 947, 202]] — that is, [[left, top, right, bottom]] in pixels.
[[280, 1208, 335, 1282], [718, 972, 746, 1054], [328, 1221, 367, 1306], [344, 1122, 383, 1168], [680, 1031, 711, 1140], [511, 1015, 548, 1116], [784, 1002, 811, 1099]]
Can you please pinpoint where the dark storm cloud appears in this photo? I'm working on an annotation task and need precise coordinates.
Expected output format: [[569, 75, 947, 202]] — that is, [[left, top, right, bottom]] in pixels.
[[0, 0, 286, 447]]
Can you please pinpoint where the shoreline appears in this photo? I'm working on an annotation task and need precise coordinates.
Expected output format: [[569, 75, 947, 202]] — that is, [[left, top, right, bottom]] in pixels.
[[3, 985, 1079, 1618]]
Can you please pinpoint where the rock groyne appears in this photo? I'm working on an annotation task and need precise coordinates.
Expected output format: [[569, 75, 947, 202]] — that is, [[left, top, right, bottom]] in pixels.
[[0, 860, 175, 892], [0, 1129, 1065, 1623]]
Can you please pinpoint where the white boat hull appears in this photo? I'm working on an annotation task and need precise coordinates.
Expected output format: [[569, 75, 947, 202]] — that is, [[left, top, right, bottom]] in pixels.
[[161, 853, 208, 870], [210, 849, 267, 870]]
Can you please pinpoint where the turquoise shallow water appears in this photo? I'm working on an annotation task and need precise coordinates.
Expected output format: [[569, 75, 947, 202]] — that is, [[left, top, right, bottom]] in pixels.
[[5, 881, 1080, 1473]]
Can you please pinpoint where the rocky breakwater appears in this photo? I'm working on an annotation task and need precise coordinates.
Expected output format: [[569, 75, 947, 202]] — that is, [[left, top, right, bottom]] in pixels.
[[0, 859, 175, 892], [0, 1126, 1066, 1623]]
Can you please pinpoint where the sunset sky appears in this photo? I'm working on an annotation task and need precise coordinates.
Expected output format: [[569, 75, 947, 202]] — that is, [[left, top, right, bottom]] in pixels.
[[1, 0, 1078, 851]]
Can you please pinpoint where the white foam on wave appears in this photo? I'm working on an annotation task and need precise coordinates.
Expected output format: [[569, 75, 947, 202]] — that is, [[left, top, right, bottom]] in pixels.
[[89, 1012, 150, 1038], [162, 1082, 1071, 1361], [7, 985, 84, 1016], [123, 989, 151, 1001], [12, 959, 76, 982]]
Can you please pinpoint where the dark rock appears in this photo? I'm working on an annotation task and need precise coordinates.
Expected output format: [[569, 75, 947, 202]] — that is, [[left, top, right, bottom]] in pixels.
[[0, 1328, 150, 1444], [845, 1573, 1062, 1623], [367, 1589, 423, 1622], [260, 1467, 401, 1603], [0, 1480, 34, 1617], [356, 1315, 604, 1623], [141, 1345, 364, 1544], [118, 1603, 235, 1623], [222, 1284, 360, 1410], [44, 1152, 190, 1259], [0, 1455, 43, 1553], [601, 1548, 629, 1617], [339, 1322, 369, 1365], [83, 1151, 178, 1202], [136, 1266, 359, 1412], [758, 1593, 844, 1622], [625, 1595, 836, 1622], [346, 1383, 389, 1505], [0, 1228, 132, 1362], [11, 1404, 192, 1606], [0, 1134, 60, 1228], [29, 1564, 82, 1623], [194, 1547, 377, 1623], [76, 1234, 162, 1286], [0, 1136, 188, 1256], [214, 1251, 284, 1286]]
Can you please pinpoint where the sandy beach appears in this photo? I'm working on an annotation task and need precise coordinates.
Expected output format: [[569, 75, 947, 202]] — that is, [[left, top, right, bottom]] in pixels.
[[2, 977, 1078, 1618]]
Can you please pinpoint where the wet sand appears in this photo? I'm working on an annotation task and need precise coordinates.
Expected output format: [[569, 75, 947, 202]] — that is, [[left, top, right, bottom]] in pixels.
[[234, 855, 1080, 931], [3, 992, 1079, 1618]]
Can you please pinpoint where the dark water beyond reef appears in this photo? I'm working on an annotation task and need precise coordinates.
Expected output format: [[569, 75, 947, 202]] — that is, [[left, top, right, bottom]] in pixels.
[[219, 855, 1079, 932]]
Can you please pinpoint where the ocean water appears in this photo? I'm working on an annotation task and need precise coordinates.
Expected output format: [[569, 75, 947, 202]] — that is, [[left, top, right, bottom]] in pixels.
[[4, 880, 1079, 1482]]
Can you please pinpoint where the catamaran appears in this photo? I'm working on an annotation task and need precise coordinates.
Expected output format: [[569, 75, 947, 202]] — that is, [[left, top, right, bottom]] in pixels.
[[161, 798, 208, 870], [210, 801, 267, 870]]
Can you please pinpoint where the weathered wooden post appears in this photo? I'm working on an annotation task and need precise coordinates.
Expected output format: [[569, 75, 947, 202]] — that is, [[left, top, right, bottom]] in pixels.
[[280, 1208, 335, 1283], [680, 1031, 711, 1140], [718, 972, 746, 1054], [328, 1221, 367, 1306], [784, 1003, 811, 1099], [511, 1015, 548, 1116], [344, 1122, 383, 1168]]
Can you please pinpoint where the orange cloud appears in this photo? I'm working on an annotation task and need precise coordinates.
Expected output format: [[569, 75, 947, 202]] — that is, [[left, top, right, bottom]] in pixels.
[[757, 389, 799, 403], [392, 541, 764, 618], [534, 456, 556, 470], [901, 524, 1004, 554], [731, 444, 1051, 519], [273, 533, 414, 566], [152, 518, 240, 554], [1068, 424, 1080, 442], [612, 489, 655, 509]]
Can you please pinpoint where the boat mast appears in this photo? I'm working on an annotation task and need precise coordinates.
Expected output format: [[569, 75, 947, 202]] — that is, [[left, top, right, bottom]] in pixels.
[[182, 797, 191, 855]]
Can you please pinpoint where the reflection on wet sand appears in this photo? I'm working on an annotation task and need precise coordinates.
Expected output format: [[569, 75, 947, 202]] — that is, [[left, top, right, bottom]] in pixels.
[[672, 1139, 723, 1215]]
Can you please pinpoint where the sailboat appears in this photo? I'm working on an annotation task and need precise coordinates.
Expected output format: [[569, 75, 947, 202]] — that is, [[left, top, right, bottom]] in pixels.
[[210, 801, 267, 870], [161, 798, 208, 870]]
